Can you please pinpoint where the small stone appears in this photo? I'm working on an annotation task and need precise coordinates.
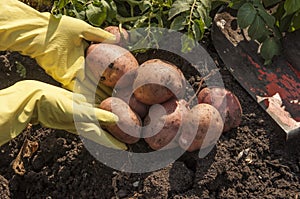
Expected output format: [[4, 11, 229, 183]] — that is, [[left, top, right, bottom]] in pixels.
[[133, 181, 139, 187]]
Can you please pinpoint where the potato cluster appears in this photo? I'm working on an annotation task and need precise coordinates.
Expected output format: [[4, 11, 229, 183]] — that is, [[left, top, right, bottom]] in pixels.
[[85, 29, 242, 152]]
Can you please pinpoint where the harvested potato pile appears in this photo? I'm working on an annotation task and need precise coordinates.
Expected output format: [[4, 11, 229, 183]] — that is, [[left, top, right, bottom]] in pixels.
[[85, 32, 242, 152]]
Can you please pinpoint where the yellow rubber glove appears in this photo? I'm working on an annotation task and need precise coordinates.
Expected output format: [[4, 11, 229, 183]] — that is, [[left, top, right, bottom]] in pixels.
[[0, 80, 127, 150], [0, 0, 115, 94]]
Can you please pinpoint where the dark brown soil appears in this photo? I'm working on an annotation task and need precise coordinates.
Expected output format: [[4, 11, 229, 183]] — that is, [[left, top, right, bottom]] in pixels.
[[0, 32, 300, 199]]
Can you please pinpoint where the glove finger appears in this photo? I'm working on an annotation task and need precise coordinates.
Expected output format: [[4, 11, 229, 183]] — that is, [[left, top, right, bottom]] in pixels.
[[75, 122, 127, 150], [73, 78, 110, 103], [97, 83, 113, 97], [82, 26, 116, 43], [72, 101, 118, 124], [85, 67, 113, 97], [94, 107, 119, 124]]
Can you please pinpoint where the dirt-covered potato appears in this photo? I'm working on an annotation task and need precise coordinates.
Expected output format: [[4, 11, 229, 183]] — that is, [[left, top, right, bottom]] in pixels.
[[85, 43, 139, 88], [104, 26, 129, 46], [99, 97, 141, 144], [179, 103, 224, 152], [197, 87, 242, 132], [143, 98, 189, 150], [133, 59, 186, 105]]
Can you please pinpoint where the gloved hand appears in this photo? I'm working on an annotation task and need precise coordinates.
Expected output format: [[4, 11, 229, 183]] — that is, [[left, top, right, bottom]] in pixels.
[[0, 0, 115, 98], [0, 80, 127, 150]]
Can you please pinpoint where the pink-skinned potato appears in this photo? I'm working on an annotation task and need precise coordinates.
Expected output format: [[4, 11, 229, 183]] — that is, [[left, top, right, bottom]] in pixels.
[[99, 97, 141, 144], [143, 98, 189, 150], [113, 85, 150, 119], [197, 87, 242, 132], [179, 103, 224, 152], [133, 59, 186, 105], [85, 43, 139, 88]]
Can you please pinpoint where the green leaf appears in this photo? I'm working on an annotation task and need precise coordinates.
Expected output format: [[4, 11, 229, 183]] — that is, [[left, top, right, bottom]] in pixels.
[[260, 37, 281, 64], [73, 9, 85, 20], [192, 19, 205, 41], [229, 0, 246, 9], [15, 61, 26, 78], [262, 0, 281, 8], [57, 0, 69, 9], [196, 3, 206, 18], [279, 14, 294, 32], [73, 0, 84, 11], [156, 14, 164, 28], [139, 0, 151, 13], [181, 32, 196, 53], [237, 3, 257, 29], [291, 11, 300, 30], [284, 0, 300, 15], [168, 0, 191, 20], [105, 1, 117, 23], [195, 2, 211, 27], [212, 1, 229, 10], [248, 15, 268, 40], [252, 0, 262, 7], [170, 15, 186, 30], [86, 4, 107, 26], [273, 2, 285, 22], [200, 0, 211, 9], [257, 7, 275, 28]]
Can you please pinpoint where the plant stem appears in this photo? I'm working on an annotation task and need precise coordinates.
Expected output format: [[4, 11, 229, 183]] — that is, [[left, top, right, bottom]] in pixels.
[[187, 68, 219, 105], [187, 0, 197, 31]]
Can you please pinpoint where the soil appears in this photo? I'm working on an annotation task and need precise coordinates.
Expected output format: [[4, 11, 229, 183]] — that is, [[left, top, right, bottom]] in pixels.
[[0, 26, 300, 199]]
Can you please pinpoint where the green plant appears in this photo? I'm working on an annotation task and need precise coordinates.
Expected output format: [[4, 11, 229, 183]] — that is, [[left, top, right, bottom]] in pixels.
[[15, 61, 26, 78], [229, 0, 300, 64], [51, 0, 300, 64], [51, 0, 212, 52]]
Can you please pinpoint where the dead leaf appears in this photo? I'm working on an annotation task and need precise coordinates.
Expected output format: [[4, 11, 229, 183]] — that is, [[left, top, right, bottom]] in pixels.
[[11, 139, 39, 176]]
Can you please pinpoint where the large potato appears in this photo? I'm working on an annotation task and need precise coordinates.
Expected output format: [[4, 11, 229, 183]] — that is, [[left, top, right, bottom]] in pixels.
[[197, 87, 242, 132], [179, 103, 224, 152], [133, 59, 186, 105], [85, 43, 139, 88], [99, 97, 141, 144], [143, 98, 189, 150]]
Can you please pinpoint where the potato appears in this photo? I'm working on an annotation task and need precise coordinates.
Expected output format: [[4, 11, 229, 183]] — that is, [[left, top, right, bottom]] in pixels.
[[113, 85, 149, 119], [104, 26, 129, 46], [99, 97, 141, 144], [143, 98, 189, 150], [197, 87, 242, 132], [128, 95, 149, 119], [85, 43, 139, 88], [133, 59, 186, 105], [178, 103, 224, 152]]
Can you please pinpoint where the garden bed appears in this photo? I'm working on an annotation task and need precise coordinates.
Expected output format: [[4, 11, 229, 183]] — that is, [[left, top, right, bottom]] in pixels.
[[0, 29, 300, 198]]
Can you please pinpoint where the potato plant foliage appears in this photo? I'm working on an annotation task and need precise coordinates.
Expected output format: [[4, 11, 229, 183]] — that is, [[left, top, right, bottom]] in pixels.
[[229, 0, 300, 64], [51, 0, 211, 52], [50, 0, 300, 64]]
